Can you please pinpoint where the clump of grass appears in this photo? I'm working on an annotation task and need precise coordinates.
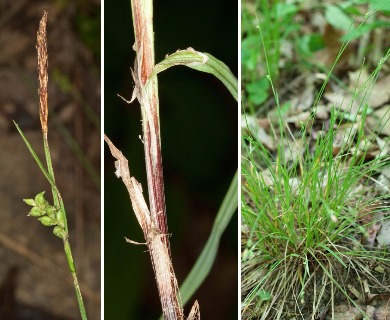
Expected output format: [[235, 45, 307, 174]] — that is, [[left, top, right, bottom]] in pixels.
[[241, 43, 390, 319]]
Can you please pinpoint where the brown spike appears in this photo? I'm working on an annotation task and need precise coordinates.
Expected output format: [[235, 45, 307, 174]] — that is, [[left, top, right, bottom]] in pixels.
[[36, 11, 48, 137]]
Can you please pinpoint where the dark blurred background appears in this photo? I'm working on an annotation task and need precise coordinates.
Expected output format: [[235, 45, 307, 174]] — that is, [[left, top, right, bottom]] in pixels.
[[104, 1, 238, 319], [0, 1, 100, 319]]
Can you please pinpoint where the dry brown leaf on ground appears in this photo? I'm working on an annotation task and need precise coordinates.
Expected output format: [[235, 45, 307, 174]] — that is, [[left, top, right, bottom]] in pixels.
[[311, 24, 354, 72], [333, 299, 390, 320], [285, 111, 311, 127], [324, 91, 364, 115], [332, 122, 358, 155], [242, 115, 276, 150], [314, 105, 329, 120], [369, 74, 390, 108], [377, 219, 390, 247], [348, 68, 370, 92], [367, 105, 390, 136]]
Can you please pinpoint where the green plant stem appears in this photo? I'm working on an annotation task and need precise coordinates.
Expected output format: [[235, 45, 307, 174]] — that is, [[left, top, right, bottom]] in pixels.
[[42, 136, 87, 319], [64, 239, 87, 320], [43, 137, 68, 231]]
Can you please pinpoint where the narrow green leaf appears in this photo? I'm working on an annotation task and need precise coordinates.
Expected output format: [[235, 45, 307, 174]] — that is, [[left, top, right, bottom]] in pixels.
[[14, 121, 55, 188], [149, 48, 238, 102], [179, 171, 238, 307]]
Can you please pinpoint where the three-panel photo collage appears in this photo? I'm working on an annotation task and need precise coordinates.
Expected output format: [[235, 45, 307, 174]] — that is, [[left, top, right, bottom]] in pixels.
[[0, 1, 389, 319]]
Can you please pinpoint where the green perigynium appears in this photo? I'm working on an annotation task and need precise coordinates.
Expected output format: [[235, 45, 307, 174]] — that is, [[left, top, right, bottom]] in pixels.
[[53, 225, 67, 240], [23, 198, 36, 206], [23, 191, 66, 239], [28, 206, 46, 217], [45, 205, 57, 218], [34, 191, 49, 209], [38, 215, 57, 226]]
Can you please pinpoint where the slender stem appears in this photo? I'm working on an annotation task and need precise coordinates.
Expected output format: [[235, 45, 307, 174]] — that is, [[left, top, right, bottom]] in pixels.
[[64, 239, 87, 320], [43, 137, 68, 231], [131, 0, 169, 250], [130, 1, 185, 318]]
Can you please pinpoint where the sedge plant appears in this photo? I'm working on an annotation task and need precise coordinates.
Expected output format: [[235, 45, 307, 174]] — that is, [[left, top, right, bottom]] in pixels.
[[13, 12, 87, 320], [242, 55, 390, 320], [241, 14, 390, 320]]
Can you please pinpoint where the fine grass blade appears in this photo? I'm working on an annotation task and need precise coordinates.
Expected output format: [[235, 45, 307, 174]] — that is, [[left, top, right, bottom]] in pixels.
[[149, 49, 238, 102], [180, 171, 238, 307], [14, 121, 55, 188]]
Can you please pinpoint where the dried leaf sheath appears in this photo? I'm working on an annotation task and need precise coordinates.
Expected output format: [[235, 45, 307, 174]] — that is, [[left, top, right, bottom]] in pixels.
[[36, 11, 48, 137], [147, 227, 183, 319], [131, 0, 153, 85], [131, 0, 169, 251], [104, 135, 184, 319]]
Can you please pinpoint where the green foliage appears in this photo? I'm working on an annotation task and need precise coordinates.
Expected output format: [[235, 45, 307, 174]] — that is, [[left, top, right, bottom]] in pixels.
[[325, 5, 353, 30], [242, 0, 390, 114], [242, 0, 300, 111], [246, 77, 270, 106], [297, 33, 325, 57]]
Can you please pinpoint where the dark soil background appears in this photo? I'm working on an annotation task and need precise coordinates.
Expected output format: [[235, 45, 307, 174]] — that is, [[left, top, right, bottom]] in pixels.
[[104, 1, 238, 319], [0, 1, 100, 319]]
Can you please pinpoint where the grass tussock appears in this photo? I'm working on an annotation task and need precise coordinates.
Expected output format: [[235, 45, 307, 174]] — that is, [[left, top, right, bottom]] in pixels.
[[241, 50, 390, 319]]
